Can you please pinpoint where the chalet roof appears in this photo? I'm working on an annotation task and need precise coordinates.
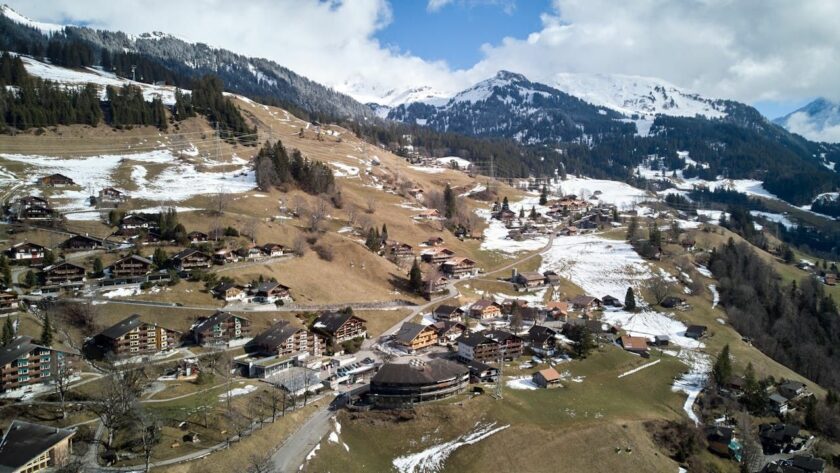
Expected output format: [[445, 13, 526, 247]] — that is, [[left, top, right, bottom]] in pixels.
[[262, 243, 285, 251], [546, 301, 569, 312], [100, 186, 123, 195], [122, 214, 148, 223], [111, 254, 153, 266], [60, 234, 102, 247], [432, 321, 465, 334], [371, 360, 468, 386], [9, 241, 46, 252], [98, 314, 171, 340], [213, 281, 241, 293], [517, 271, 545, 281], [527, 325, 557, 345], [470, 299, 497, 311], [536, 367, 561, 382], [484, 329, 521, 344], [570, 295, 600, 306], [0, 420, 75, 472], [0, 337, 38, 367], [254, 280, 289, 293], [394, 323, 433, 344], [172, 248, 210, 261], [620, 335, 649, 351], [790, 455, 826, 472], [443, 257, 475, 266], [42, 261, 85, 273], [247, 321, 306, 354], [759, 423, 799, 442], [311, 311, 366, 336], [433, 304, 463, 316], [685, 325, 707, 337], [192, 311, 248, 335], [456, 332, 496, 348]]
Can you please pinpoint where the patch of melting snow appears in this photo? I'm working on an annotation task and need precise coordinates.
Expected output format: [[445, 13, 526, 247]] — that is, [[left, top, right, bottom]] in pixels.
[[617, 359, 661, 378], [306, 443, 320, 461], [506, 376, 538, 390], [709, 284, 719, 309], [392, 423, 509, 473], [101, 287, 142, 298], [218, 384, 257, 400]]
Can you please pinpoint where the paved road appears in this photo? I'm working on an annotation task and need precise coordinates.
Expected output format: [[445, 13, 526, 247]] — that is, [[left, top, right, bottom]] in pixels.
[[270, 408, 336, 473]]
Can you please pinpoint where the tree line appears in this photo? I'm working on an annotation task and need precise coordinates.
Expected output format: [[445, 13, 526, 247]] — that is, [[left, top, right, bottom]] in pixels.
[[708, 238, 840, 391]]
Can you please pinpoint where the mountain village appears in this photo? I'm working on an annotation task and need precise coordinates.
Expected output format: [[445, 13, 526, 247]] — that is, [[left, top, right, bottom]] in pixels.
[[1, 4, 840, 473]]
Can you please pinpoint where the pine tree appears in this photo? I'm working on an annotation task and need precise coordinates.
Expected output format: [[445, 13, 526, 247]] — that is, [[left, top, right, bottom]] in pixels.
[[408, 259, 423, 293], [529, 206, 537, 220], [443, 184, 456, 219], [24, 270, 38, 288], [519, 207, 525, 219], [40, 315, 53, 347], [381, 224, 389, 245], [624, 287, 636, 311], [42, 250, 55, 266], [153, 248, 169, 269], [92, 257, 103, 277], [502, 196, 510, 211], [712, 344, 732, 386], [1, 317, 14, 345], [539, 185, 548, 205], [627, 216, 639, 242]]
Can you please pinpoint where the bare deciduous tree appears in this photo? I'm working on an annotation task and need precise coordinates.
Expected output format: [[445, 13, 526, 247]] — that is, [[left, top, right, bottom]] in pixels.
[[291, 195, 307, 218], [135, 406, 161, 473], [90, 366, 148, 450], [308, 198, 329, 232], [211, 186, 230, 216], [365, 196, 377, 214], [292, 236, 308, 257], [346, 203, 359, 227], [648, 276, 672, 306], [243, 218, 259, 243], [54, 358, 73, 419]]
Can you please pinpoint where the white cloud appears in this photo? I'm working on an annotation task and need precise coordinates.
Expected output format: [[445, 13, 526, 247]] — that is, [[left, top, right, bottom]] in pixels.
[[782, 111, 840, 143], [6, 0, 840, 105], [427, 0, 454, 12]]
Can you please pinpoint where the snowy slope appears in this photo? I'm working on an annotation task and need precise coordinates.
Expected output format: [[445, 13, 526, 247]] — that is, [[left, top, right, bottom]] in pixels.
[[551, 72, 729, 119], [16, 55, 183, 105], [774, 98, 840, 143], [0, 4, 66, 33]]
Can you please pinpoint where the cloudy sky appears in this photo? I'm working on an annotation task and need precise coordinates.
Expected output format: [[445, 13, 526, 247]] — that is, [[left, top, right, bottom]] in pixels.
[[6, 0, 840, 118]]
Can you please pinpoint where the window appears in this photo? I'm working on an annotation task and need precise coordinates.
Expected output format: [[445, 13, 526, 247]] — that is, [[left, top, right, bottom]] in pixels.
[[41, 371, 50, 377]]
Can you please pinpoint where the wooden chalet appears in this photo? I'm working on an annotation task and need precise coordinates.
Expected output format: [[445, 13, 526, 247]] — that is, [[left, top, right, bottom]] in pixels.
[[414, 209, 441, 220], [60, 234, 102, 252], [424, 236, 445, 247], [441, 257, 477, 278], [385, 241, 414, 264], [213, 248, 239, 264], [393, 323, 438, 352], [39, 173, 75, 187], [545, 301, 569, 320], [6, 242, 46, 261], [569, 295, 602, 311], [469, 299, 501, 320], [188, 231, 209, 244], [525, 325, 559, 357], [423, 275, 449, 297], [512, 270, 545, 288], [119, 214, 156, 234], [484, 329, 523, 359], [246, 321, 325, 358], [432, 320, 466, 344], [171, 248, 212, 272], [108, 254, 152, 278], [0, 291, 19, 313], [433, 304, 465, 321], [42, 261, 86, 286], [237, 245, 264, 260], [211, 281, 246, 301], [0, 336, 80, 395], [191, 311, 251, 346], [533, 367, 562, 388], [0, 420, 76, 472], [251, 281, 292, 303], [456, 332, 500, 363], [420, 247, 455, 264], [98, 187, 126, 205], [601, 295, 623, 308], [13, 196, 55, 221], [91, 315, 180, 358], [619, 335, 649, 355], [261, 243, 287, 257], [311, 311, 367, 344]]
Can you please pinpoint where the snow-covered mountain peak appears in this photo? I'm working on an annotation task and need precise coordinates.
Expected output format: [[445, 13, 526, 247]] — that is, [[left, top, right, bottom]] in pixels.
[[1, 4, 66, 33], [551, 72, 729, 119], [774, 98, 840, 143]]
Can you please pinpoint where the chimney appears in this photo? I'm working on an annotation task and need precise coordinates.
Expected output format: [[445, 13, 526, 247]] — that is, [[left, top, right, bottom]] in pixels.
[[511, 268, 518, 280]]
